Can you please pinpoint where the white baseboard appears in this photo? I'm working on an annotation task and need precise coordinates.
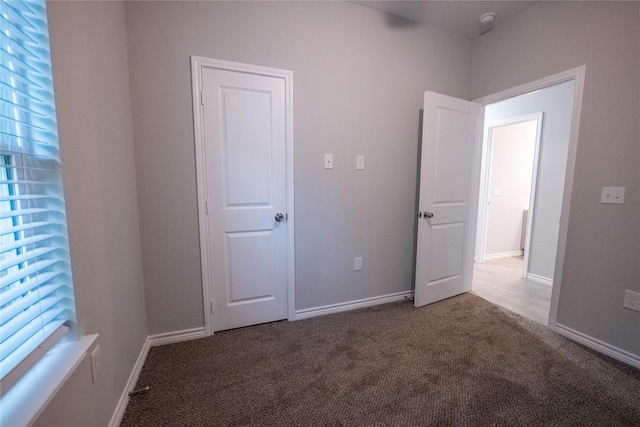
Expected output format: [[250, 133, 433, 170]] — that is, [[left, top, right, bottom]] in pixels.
[[108, 336, 151, 427], [484, 251, 522, 261], [148, 327, 206, 347], [526, 273, 553, 286], [109, 327, 206, 427], [555, 323, 640, 370], [295, 291, 412, 321]]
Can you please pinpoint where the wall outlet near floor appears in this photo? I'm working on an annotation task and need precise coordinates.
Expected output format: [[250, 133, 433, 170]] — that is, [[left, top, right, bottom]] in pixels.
[[90, 344, 102, 383], [623, 290, 640, 312], [354, 257, 362, 271]]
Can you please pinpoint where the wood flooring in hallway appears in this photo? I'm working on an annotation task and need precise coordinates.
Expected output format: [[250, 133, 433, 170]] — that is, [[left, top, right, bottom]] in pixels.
[[471, 256, 552, 325]]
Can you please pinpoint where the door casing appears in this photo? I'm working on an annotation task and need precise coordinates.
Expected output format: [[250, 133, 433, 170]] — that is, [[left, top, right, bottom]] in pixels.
[[190, 56, 295, 335], [474, 66, 586, 330]]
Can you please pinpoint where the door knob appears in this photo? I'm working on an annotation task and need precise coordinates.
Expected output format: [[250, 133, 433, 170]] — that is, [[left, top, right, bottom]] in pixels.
[[423, 211, 434, 219], [275, 213, 285, 222]]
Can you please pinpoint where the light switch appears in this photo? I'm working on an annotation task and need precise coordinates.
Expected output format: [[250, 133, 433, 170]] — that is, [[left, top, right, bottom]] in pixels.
[[601, 187, 625, 204], [356, 155, 365, 170], [324, 154, 333, 169]]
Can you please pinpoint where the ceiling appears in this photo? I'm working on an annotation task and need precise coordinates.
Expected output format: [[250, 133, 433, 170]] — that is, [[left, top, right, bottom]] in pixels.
[[351, 1, 538, 39]]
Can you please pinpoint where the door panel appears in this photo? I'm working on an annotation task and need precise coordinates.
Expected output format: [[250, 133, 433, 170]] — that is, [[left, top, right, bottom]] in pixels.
[[225, 231, 274, 303], [202, 67, 288, 332], [222, 87, 272, 205], [415, 92, 484, 308]]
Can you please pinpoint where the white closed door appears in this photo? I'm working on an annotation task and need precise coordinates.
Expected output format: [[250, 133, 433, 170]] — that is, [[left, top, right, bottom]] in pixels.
[[201, 66, 289, 332], [415, 92, 484, 307]]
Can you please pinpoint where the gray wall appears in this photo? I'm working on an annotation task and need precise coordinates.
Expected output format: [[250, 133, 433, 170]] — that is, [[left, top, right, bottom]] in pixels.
[[34, 2, 148, 425], [125, 1, 471, 334], [472, 2, 640, 355], [484, 81, 575, 281]]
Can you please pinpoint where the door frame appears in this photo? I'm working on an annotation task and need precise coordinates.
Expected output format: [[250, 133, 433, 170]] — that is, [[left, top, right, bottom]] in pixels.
[[476, 113, 543, 279], [473, 65, 585, 330], [190, 56, 296, 336]]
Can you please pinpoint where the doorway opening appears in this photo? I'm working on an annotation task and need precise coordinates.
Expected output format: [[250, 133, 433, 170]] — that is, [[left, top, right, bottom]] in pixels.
[[472, 114, 549, 324], [470, 69, 584, 328]]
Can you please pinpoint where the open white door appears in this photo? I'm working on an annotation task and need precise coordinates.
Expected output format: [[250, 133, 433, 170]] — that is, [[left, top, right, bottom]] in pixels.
[[415, 92, 484, 307]]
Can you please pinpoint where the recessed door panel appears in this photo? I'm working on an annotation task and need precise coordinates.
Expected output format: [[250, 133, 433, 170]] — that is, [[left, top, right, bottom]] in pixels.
[[221, 88, 272, 207], [434, 109, 474, 203], [226, 231, 274, 303], [429, 223, 464, 283]]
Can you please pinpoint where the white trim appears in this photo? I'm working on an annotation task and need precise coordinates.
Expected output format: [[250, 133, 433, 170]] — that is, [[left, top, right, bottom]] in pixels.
[[555, 324, 640, 370], [108, 327, 206, 427], [108, 337, 151, 427], [483, 251, 523, 261], [190, 56, 295, 335], [295, 291, 412, 321], [148, 327, 206, 347], [1, 334, 97, 427], [523, 115, 543, 279], [473, 65, 586, 331], [526, 273, 553, 287]]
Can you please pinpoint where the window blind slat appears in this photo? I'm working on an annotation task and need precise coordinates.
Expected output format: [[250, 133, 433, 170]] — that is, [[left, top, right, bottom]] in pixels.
[[0, 179, 57, 186], [0, 194, 52, 202], [0, 246, 55, 272], [0, 234, 57, 254], [0, 221, 54, 238], [0, 208, 59, 220]]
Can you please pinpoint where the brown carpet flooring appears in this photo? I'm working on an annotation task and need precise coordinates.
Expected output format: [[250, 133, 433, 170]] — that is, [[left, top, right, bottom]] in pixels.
[[121, 294, 640, 426]]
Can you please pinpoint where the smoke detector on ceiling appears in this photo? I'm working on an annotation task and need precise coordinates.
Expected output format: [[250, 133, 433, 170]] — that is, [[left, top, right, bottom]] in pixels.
[[479, 12, 496, 26], [479, 12, 496, 36]]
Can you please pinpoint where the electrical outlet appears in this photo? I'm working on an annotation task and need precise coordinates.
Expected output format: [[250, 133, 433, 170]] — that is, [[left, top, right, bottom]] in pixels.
[[354, 257, 362, 271], [356, 155, 365, 170], [623, 290, 640, 312], [90, 344, 102, 383]]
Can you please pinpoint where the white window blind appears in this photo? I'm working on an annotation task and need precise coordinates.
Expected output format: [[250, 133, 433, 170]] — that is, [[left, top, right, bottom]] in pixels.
[[0, 0, 76, 393]]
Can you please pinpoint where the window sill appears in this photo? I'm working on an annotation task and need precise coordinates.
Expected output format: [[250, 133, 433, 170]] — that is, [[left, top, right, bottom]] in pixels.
[[1, 334, 98, 427]]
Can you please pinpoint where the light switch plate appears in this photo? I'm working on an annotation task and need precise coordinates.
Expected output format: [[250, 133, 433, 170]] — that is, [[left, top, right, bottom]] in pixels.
[[324, 154, 333, 169], [601, 187, 625, 204]]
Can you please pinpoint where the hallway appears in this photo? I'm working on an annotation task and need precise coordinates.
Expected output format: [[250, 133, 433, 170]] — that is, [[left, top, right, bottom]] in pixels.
[[471, 256, 552, 325]]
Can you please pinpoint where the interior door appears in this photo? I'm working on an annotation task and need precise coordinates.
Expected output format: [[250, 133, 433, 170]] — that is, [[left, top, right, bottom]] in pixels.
[[201, 67, 288, 332], [414, 92, 484, 307]]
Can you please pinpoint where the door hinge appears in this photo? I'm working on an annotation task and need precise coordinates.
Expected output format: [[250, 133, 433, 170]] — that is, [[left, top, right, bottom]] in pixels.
[[210, 300, 214, 313], [200, 90, 204, 106], [205, 200, 209, 214]]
